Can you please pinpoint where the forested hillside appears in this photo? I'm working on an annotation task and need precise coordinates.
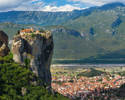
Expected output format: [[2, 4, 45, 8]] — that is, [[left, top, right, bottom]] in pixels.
[[0, 52, 69, 100]]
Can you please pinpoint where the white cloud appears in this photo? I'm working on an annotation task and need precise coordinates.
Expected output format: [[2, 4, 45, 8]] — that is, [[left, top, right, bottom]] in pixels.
[[42, 4, 82, 12], [67, 0, 125, 6], [0, 0, 86, 12], [2, 0, 119, 12], [0, 0, 125, 12], [13, 2, 45, 11], [0, 0, 31, 10], [0, 0, 45, 12]]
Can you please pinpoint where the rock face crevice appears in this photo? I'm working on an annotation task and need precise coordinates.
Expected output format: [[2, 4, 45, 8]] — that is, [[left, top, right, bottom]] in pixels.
[[11, 32, 54, 86]]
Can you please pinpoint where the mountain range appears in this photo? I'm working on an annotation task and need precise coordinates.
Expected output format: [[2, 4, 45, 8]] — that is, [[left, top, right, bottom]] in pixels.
[[1, 2, 125, 60]]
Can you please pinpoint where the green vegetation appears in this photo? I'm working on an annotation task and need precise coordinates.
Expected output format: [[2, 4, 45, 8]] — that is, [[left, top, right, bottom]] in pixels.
[[0, 51, 13, 64], [52, 81, 63, 85], [15, 30, 20, 35], [52, 58, 125, 64], [105, 76, 110, 81], [24, 58, 31, 69], [39, 29, 45, 33], [0, 54, 69, 100], [0, 10, 84, 26], [30, 33, 36, 37], [77, 68, 105, 77], [117, 71, 125, 76], [3, 51, 13, 62], [120, 83, 125, 89]]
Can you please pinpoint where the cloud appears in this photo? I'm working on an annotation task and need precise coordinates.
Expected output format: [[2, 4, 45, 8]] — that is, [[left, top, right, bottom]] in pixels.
[[0, 0, 45, 12], [13, 2, 45, 11], [42, 4, 82, 12], [0, 0, 30, 10], [0, 0, 125, 12], [0, 0, 88, 12], [67, 0, 125, 6]]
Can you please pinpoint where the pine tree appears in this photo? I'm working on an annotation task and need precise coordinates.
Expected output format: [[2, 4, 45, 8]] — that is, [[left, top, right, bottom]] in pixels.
[[17, 30, 20, 34]]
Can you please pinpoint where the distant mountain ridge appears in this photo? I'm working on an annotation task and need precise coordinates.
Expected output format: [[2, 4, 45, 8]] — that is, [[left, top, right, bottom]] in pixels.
[[0, 10, 85, 26], [0, 2, 124, 26]]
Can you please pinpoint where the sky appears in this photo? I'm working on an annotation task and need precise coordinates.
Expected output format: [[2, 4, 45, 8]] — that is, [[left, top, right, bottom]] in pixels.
[[0, 0, 125, 12]]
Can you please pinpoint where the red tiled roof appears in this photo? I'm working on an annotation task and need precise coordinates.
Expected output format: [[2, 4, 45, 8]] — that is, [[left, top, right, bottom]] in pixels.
[[20, 29, 32, 33]]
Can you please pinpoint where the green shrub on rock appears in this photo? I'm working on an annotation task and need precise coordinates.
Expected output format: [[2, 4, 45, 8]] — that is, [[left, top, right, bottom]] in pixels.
[[24, 58, 31, 69], [30, 33, 36, 37]]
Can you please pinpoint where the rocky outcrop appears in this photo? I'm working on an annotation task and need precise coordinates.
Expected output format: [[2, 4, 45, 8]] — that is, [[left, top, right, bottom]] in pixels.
[[21, 87, 28, 96], [11, 31, 54, 86], [111, 17, 122, 28], [0, 30, 8, 45], [0, 30, 10, 57], [90, 27, 94, 35], [50, 28, 81, 37]]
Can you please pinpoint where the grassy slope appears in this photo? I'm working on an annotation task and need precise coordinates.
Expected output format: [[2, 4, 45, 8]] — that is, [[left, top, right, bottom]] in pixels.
[[77, 68, 104, 77]]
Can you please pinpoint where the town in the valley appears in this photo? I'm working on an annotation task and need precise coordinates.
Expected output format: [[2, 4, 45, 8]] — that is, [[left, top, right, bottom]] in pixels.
[[51, 66, 125, 100]]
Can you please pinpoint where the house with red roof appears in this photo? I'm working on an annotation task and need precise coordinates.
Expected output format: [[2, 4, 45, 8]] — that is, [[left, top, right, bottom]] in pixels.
[[20, 28, 35, 35]]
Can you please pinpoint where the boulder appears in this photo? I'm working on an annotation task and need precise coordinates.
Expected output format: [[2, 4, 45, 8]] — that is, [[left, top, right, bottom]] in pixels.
[[21, 87, 28, 97]]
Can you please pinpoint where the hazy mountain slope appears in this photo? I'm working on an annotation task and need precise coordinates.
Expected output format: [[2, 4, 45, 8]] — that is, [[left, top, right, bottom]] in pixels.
[[0, 22, 106, 59], [52, 33, 105, 59], [0, 2, 124, 26], [62, 3, 125, 40], [0, 10, 86, 26], [0, 22, 81, 39], [61, 3, 125, 55], [1, 22, 125, 60]]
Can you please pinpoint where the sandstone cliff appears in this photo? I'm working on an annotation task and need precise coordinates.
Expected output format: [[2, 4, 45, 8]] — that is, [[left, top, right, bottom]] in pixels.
[[11, 31, 54, 86], [0, 30, 10, 57]]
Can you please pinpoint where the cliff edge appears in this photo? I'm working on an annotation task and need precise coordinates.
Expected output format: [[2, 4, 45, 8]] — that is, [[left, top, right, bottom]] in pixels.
[[11, 30, 54, 86], [0, 30, 10, 57]]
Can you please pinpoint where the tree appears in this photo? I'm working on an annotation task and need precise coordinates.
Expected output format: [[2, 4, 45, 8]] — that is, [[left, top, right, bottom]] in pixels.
[[120, 67, 123, 72], [112, 71, 115, 74], [39, 29, 45, 33], [112, 75, 114, 78], [94, 88, 97, 93], [4, 51, 13, 63], [22, 28, 25, 30], [69, 80, 74, 82], [75, 97, 81, 100], [104, 68, 105, 72], [17, 30, 20, 34]]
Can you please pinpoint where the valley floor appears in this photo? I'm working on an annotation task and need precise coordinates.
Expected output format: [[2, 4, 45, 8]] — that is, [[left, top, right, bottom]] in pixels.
[[51, 64, 125, 68], [51, 65, 125, 99]]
